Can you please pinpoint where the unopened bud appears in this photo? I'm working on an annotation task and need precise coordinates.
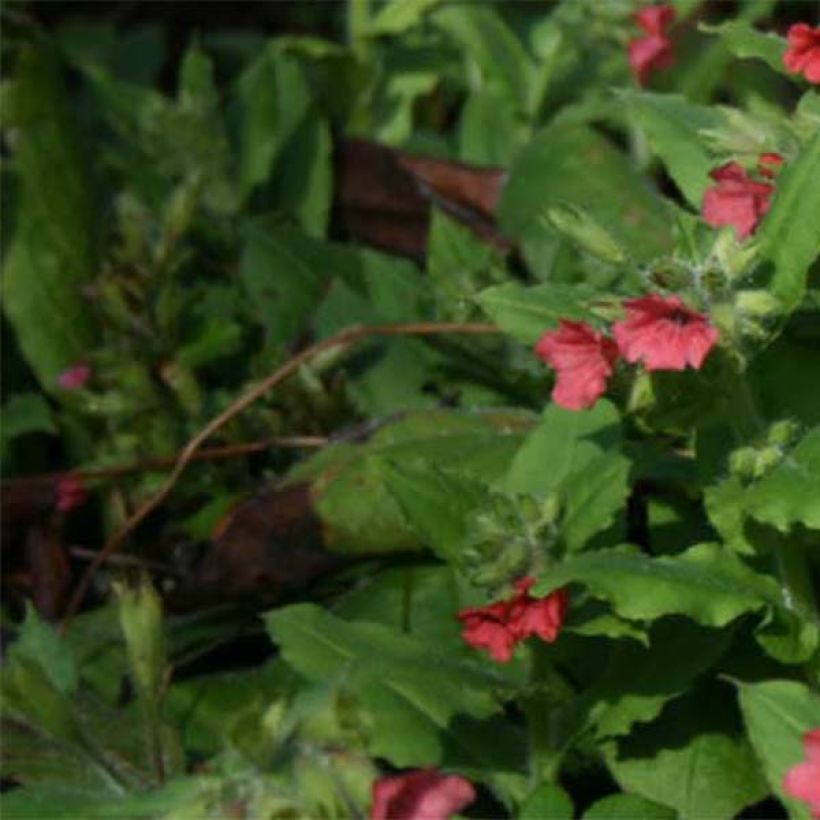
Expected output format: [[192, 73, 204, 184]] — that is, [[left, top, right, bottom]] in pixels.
[[544, 205, 628, 265]]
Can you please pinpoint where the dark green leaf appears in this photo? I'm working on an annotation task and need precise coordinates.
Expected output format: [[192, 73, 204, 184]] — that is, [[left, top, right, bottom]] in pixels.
[[582, 793, 675, 820]]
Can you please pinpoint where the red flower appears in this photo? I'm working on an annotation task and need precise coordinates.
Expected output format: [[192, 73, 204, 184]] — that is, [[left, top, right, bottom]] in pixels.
[[783, 728, 820, 818], [757, 152, 784, 179], [701, 161, 777, 239], [628, 4, 676, 85], [57, 363, 92, 390], [783, 23, 820, 84], [370, 769, 476, 820], [534, 321, 619, 411], [55, 474, 88, 513], [457, 578, 569, 663], [613, 294, 719, 372]]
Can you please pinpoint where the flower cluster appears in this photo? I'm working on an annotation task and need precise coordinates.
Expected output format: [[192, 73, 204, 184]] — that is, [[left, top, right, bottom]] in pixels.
[[783, 23, 820, 85], [535, 294, 719, 411], [629, 4, 676, 85], [701, 155, 782, 240], [370, 769, 475, 820], [457, 578, 569, 663], [784, 728, 820, 818]]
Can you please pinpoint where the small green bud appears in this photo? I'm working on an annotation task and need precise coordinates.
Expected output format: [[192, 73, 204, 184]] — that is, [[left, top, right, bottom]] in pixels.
[[754, 445, 782, 477], [767, 420, 799, 447], [729, 446, 758, 480], [735, 290, 783, 319], [544, 204, 628, 265]]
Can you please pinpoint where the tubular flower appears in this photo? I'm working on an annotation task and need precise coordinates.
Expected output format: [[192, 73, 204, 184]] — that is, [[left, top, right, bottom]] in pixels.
[[458, 578, 569, 663], [783, 23, 820, 84], [783, 729, 820, 818], [534, 321, 619, 411], [701, 159, 780, 239], [613, 294, 719, 372], [628, 4, 676, 85], [57, 363, 92, 390], [55, 474, 88, 513], [370, 769, 476, 820]]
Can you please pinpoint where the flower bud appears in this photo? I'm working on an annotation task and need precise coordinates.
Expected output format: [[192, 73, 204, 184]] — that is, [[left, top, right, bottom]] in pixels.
[[544, 205, 628, 265]]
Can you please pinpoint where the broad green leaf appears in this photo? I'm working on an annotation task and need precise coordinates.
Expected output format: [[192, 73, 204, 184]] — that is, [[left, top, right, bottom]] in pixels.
[[3, 46, 97, 388], [264, 604, 508, 767], [433, 5, 534, 115], [383, 462, 488, 559], [736, 678, 820, 820], [519, 782, 573, 820], [560, 451, 631, 552], [498, 124, 673, 267], [476, 282, 597, 344], [745, 426, 820, 532], [758, 130, 820, 312], [502, 401, 621, 496], [1, 394, 56, 442], [702, 19, 786, 74], [239, 223, 335, 347], [533, 543, 779, 627], [11, 604, 77, 696], [586, 619, 733, 739], [583, 793, 675, 820], [623, 91, 719, 207], [458, 89, 525, 165], [369, 0, 443, 36], [604, 688, 768, 818]]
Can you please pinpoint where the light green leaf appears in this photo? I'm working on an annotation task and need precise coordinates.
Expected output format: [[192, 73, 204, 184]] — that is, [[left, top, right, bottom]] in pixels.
[[1, 394, 57, 442], [737, 678, 820, 820], [758, 131, 820, 312], [745, 426, 820, 532], [519, 782, 573, 820], [502, 401, 621, 496], [476, 282, 597, 344], [702, 19, 787, 74], [533, 542, 779, 627], [583, 793, 675, 820], [623, 91, 719, 207], [3, 47, 97, 388], [369, 0, 443, 36], [264, 604, 508, 767], [11, 604, 77, 696]]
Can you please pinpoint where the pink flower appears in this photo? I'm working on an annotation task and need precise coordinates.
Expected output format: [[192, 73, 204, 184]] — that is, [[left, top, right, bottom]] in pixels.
[[370, 769, 475, 820], [613, 294, 719, 371], [783, 23, 820, 84], [783, 728, 820, 818], [757, 152, 784, 179], [701, 160, 776, 240], [628, 4, 676, 85], [457, 578, 569, 663], [534, 321, 619, 411], [57, 363, 92, 390], [55, 474, 88, 513]]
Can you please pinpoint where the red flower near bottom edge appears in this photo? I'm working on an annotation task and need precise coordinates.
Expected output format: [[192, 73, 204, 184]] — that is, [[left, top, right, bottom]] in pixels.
[[783, 728, 820, 818], [457, 578, 569, 663], [370, 769, 476, 820]]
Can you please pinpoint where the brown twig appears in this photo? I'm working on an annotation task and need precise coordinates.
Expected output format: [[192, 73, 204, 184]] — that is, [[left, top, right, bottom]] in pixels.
[[3, 437, 327, 488], [59, 322, 499, 631]]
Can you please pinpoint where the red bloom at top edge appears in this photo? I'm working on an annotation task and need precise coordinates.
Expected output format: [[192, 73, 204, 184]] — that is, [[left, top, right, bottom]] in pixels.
[[701, 158, 780, 240], [613, 294, 719, 372], [628, 4, 676, 85], [783, 728, 820, 818], [57, 363, 92, 390], [457, 578, 569, 663], [534, 321, 619, 411], [370, 769, 476, 820], [783, 23, 820, 85]]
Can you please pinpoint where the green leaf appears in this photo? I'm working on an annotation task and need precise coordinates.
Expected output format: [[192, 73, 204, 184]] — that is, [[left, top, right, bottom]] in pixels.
[[458, 89, 525, 165], [745, 426, 820, 532], [758, 130, 820, 312], [498, 124, 673, 267], [736, 678, 820, 820], [702, 19, 787, 74], [603, 687, 768, 818], [2, 46, 97, 388], [11, 604, 77, 696], [476, 282, 597, 345], [502, 401, 621, 496], [533, 543, 779, 627], [519, 782, 573, 820], [369, 0, 443, 36], [264, 604, 508, 767], [1, 394, 56, 442], [582, 794, 675, 820], [623, 91, 720, 207], [383, 462, 488, 559]]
